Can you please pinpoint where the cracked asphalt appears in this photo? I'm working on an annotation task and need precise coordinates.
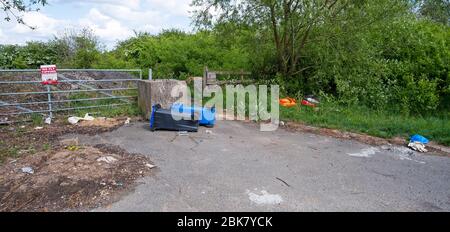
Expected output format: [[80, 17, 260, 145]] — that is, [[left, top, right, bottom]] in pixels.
[[63, 121, 450, 212]]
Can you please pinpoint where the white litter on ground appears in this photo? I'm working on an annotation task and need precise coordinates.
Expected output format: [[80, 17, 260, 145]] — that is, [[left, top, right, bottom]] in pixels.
[[96, 156, 118, 164], [348, 147, 380, 158], [381, 145, 426, 164], [408, 142, 428, 153], [246, 190, 283, 205], [145, 163, 156, 169], [68, 113, 95, 125], [21, 167, 34, 174], [178, 131, 189, 136]]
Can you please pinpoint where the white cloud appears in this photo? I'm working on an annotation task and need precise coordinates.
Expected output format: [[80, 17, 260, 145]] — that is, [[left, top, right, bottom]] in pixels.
[[0, 12, 67, 44], [12, 12, 66, 35], [51, 0, 142, 9], [145, 0, 191, 17], [0, 0, 193, 48], [79, 8, 135, 44]]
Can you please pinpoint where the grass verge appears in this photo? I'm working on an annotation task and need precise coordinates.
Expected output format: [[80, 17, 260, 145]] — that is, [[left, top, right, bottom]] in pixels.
[[281, 102, 450, 146]]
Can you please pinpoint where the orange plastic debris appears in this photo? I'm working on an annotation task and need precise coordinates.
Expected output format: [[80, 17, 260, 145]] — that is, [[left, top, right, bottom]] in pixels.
[[279, 97, 297, 107]]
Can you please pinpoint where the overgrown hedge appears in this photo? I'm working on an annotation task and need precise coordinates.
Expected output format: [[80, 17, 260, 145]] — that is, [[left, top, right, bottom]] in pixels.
[[0, 15, 448, 116]]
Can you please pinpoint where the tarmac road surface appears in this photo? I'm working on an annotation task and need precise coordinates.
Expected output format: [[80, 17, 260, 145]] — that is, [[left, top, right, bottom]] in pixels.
[[66, 121, 450, 212]]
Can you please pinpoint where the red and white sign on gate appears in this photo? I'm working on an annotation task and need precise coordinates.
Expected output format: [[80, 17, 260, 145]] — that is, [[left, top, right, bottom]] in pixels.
[[40, 65, 58, 85]]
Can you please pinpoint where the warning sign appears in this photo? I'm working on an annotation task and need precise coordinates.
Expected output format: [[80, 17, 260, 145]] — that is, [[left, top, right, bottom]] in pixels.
[[40, 65, 58, 85]]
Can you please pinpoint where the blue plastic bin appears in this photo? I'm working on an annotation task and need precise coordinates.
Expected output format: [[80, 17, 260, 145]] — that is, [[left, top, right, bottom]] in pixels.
[[171, 103, 216, 127], [150, 104, 199, 132]]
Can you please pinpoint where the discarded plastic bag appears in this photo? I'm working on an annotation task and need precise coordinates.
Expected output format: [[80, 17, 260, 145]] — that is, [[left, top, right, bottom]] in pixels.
[[45, 117, 52, 125], [408, 134, 429, 153], [21, 167, 34, 174], [408, 142, 428, 153], [410, 134, 429, 144], [301, 95, 320, 108], [68, 113, 95, 125]]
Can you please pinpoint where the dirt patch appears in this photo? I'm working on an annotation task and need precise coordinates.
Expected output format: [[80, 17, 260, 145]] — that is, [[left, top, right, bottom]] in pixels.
[[283, 121, 450, 156], [78, 117, 125, 128], [0, 117, 153, 211], [0, 117, 134, 162], [0, 144, 154, 212]]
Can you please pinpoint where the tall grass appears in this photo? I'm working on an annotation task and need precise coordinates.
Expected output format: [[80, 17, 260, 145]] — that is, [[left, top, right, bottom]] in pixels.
[[281, 102, 450, 146]]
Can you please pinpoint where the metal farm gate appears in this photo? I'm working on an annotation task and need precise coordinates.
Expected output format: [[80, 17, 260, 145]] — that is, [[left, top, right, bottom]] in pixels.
[[0, 69, 143, 124]]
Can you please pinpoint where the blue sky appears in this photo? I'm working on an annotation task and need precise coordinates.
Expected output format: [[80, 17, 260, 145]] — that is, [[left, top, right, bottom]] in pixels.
[[0, 0, 194, 49]]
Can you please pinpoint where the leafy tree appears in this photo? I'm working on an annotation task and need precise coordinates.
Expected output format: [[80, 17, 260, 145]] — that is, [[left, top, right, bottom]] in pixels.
[[113, 29, 249, 79], [51, 28, 102, 68], [192, 0, 388, 78], [416, 0, 450, 25], [1, 0, 47, 29]]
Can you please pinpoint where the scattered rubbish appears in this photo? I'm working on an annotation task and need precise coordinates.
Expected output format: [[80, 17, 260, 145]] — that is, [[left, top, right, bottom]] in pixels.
[[305, 95, 320, 104], [34, 127, 44, 130], [280, 121, 285, 126], [45, 117, 52, 125], [205, 130, 213, 134], [145, 163, 156, 169], [381, 145, 414, 155], [97, 156, 118, 164], [246, 190, 283, 205], [408, 134, 429, 153], [20, 125, 26, 129], [408, 142, 428, 153], [348, 147, 379, 158], [276, 177, 291, 187], [150, 104, 199, 132], [66, 145, 80, 152], [301, 95, 320, 108], [21, 167, 34, 174], [381, 145, 426, 164], [124, 118, 131, 125], [410, 134, 429, 144], [68, 113, 95, 125], [301, 100, 315, 108], [113, 182, 123, 187], [178, 131, 189, 136], [68, 117, 79, 125], [279, 97, 297, 107], [0, 143, 152, 211]]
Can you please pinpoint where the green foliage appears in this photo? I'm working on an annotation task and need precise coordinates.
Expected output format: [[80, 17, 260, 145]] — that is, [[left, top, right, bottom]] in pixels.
[[297, 8, 449, 115], [112, 29, 250, 79], [0, 28, 101, 69], [0, 0, 448, 118], [417, 0, 450, 25], [66, 92, 141, 118], [0, 42, 58, 68], [51, 28, 102, 68], [30, 113, 43, 126]]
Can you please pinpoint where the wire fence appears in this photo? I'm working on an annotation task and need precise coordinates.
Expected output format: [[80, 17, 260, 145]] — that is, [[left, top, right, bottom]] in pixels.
[[0, 69, 144, 124]]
